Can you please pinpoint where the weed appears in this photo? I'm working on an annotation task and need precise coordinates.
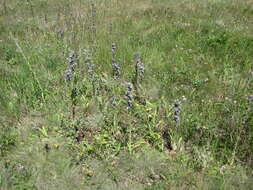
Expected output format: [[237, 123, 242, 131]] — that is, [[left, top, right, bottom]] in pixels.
[[1, 0, 253, 189]]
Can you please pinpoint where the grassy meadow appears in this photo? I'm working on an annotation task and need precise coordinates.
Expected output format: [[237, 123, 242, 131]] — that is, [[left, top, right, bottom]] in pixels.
[[0, 0, 253, 189]]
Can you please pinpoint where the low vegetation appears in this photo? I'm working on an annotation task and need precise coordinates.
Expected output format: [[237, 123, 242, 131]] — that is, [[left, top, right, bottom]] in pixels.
[[0, 0, 253, 189]]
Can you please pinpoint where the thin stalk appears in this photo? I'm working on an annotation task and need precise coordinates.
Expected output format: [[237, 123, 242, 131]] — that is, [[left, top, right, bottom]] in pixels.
[[230, 125, 243, 165], [135, 60, 138, 85], [26, 0, 35, 18], [10, 33, 45, 103], [91, 2, 96, 42], [3, 0, 7, 15], [92, 80, 96, 96]]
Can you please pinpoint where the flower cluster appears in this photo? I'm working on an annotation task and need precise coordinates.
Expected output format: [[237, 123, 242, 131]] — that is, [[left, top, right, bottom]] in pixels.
[[111, 96, 117, 106], [64, 51, 77, 81], [248, 94, 253, 104], [173, 99, 181, 123], [125, 82, 133, 109], [91, 3, 96, 39], [111, 43, 120, 78], [135, 53, 144, 78], [87, 63, 94, 77], [67, 51, 77, 65], [84, 48, 94, 79]]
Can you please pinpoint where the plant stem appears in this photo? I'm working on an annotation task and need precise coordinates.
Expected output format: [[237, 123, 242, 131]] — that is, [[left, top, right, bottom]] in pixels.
[[10, 33, 45, 103], [27, 0, 35, 18]]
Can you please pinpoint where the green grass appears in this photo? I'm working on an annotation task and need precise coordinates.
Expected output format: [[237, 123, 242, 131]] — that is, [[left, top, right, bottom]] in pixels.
[[0, 0, 253, 189]]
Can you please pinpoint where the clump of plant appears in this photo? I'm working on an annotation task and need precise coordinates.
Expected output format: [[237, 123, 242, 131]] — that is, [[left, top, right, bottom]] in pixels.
[[64, 51, 78, 119], [111, 43, 121, 78], [64, 51, 77, 82], [0, 123, 17, 157], [125, 82, 133, 110], [173, 99, 181, 123], [134, 53, 145, 81]]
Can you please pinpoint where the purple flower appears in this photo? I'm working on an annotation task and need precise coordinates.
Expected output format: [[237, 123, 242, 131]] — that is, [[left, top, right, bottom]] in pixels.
[[111, 43, 120, 77], [248, 94, 253, 103], [87, 63, 94, 79], [64, 51, 77, 82], [174, 99, 181, 107], [64, 67, 72, 81], [173, 115, 180, 123], [112, 96, 117, 106], [125, 82, 133, 109], [112, 43, 116, 58], [173, 99, 181, 123], [134, 53, 144, 78], [66, 51, 77, 64]]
